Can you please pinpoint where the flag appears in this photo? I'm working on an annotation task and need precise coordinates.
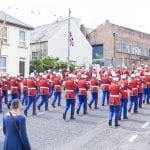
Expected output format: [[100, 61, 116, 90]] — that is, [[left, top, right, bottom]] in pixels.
[[69, 32, 74, 46], [0, 15, 7, 54]]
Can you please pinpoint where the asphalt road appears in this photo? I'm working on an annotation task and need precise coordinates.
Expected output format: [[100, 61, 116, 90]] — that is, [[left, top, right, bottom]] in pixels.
[[0, 92, 150, 150]]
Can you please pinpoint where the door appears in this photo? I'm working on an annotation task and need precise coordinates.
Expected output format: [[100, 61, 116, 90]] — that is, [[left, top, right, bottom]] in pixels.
[[19, 61, 25, 77]]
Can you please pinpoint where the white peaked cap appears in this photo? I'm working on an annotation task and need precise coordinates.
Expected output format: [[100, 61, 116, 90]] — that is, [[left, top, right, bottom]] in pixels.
[[113, 77, 119, 81], [68, 74, 73, 78], [56, 72, 61, 77], [131, 74, 135, 78], [39, 72, 43, 76], [11, 74, 16, 78], [121, 74, 126, 79], [92, 74, 97, 78], [30, 73, 35, 78], [81, 75, 87, 79], [42, 75, 47, 79]]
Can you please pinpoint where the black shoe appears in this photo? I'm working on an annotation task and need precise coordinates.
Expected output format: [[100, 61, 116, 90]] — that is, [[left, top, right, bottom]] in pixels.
[[147, 102, 150, 104], [63, 113, 66, 120], [88, 104, 91, 109], [102, 104, 104, 106], [109, 120, 112, 126], [58, 104, 61, 106], [115, 124, 120, 127], [118, 118, 121, 121], [5, 101, 7, 104], [51, 103, 55, 108], [83, 111, 88, 115], [45, 108, 49, 111], [37, 106, 40, 111], [123, 117, 128, 119], [143, 100, 145, 104], [7, 104, 10, 109], [33, 112, 37, 115], [128, 108, 131, 113], [134, 111, 138, 113], [24, 110, 27, 116], [95, 107, 99, 109], [0, 110, 3, 113], [76, 109, 79, 115], [70, 117, 75, 120]]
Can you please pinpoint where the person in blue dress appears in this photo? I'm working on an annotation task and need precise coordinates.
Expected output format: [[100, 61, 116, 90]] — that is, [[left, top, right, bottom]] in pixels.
[[3, 99, 31, 150]]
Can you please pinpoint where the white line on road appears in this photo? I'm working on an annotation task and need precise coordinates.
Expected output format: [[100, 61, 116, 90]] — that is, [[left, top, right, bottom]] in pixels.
[[141, 122, 149, 129], [129, 135, 138, 142]]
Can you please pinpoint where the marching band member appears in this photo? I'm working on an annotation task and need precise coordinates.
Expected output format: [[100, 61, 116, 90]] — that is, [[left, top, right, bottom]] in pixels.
[[108, 75, 122, 127], [63, 74, 76, 120], [24, 74, 38, 116], [52, 73, 62, 107], [38, 75, 50, 111], [76, 75, 89, 115], [89, 74, 100, 109]]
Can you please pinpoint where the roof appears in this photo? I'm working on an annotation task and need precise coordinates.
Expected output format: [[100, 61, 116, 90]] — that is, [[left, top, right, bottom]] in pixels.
[[30, 19, 69, 44], [89, 20, 150, 37], [0, 11, 34, 30]]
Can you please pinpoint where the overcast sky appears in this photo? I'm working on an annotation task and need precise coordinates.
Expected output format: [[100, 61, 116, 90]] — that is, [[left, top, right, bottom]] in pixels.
[[0, 0, 150, 33]]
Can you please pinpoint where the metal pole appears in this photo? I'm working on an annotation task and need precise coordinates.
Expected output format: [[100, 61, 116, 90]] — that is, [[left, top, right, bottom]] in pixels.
[[113, 33, 115, 67], [67, 8, 71, 69]]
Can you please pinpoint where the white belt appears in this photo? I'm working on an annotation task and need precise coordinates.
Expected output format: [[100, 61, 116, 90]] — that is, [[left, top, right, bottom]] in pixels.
[[11, 86, 17, 89], [147, 82, 150, 84], [55, 85, 61, 87], [123, 90, 128, 93], [132, 88, 138, 90], [79, 88, 86, 90], [110, 94, 120, 97], [102, 84, 109, 86], [24, 86, 28, 88], [40, 87, 49, 89], [91, 86, 98, 88], [28, 88, 36, 90], [66, 90, 74, 92]]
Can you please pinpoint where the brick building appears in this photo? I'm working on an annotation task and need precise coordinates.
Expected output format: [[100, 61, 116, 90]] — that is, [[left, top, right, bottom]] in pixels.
[[87, 20, 150, 67]]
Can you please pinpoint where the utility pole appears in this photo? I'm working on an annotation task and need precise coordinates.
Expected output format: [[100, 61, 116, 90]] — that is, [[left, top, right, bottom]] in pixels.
[[67, 8, 71, 69]]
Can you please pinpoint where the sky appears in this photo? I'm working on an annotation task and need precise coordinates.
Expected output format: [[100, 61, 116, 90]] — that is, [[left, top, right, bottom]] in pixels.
[[0, 0, 150, 33]]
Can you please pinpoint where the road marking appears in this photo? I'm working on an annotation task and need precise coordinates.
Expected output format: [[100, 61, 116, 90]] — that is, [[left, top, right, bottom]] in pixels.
[[129, 135, 138, 142], [141, 122, 149, 129]]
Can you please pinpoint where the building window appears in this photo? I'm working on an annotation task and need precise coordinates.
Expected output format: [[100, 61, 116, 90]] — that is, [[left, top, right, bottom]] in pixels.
[[0, 26, 7, 43], [19, 30, 26, 47], [0, 56, 6, 72]]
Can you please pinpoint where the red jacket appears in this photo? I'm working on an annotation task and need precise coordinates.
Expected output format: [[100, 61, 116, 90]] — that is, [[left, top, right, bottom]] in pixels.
[[78, 79, 89, 95], [64, 79, 76, 99], [2, 80, 8, 91], [128, 79, 138, 96], [22, 79, 28, 92], [109, 83, 122, 106], [53, 77, 62, 92], [119, 80, 129, 100], [90, 78, 99, 93], [10, 79, 18, 94], [142, 76, 150, 88], [39, 79, 50, 95], [101, 77, 111, 91], [27, 79, 37, 96]]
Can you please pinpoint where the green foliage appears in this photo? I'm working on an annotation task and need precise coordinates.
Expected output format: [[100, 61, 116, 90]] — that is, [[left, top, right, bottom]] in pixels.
[[30, 56, 75, 73]]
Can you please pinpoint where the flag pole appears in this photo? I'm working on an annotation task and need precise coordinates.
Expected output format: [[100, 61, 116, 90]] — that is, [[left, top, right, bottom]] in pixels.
[[67, 8, 71, 70], [0, 14, 7, 57]]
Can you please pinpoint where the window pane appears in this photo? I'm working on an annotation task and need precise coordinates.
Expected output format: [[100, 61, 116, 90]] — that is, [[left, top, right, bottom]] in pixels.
[[0, 57, 6, 68], [19, 31, 25, 42]]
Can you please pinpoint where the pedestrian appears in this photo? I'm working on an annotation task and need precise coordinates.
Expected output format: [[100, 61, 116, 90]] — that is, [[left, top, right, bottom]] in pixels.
[[3, 99, 31, 150]]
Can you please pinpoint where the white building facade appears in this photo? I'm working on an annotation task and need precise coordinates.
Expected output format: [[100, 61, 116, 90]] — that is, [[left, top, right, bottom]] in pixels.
[[0, 11, 33, 76], [31, 18, 92, 66]]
